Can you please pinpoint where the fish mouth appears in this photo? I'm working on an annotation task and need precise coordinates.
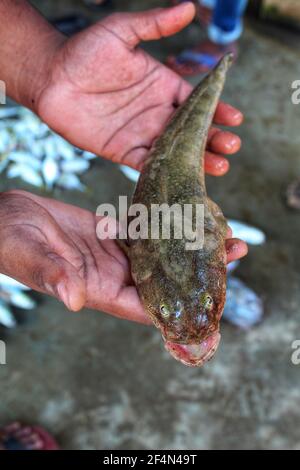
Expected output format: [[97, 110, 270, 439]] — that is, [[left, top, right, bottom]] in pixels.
[[164, 331, 221, 367]]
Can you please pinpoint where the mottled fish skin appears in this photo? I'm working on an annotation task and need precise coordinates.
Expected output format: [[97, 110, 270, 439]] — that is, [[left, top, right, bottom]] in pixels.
[[127, 55, 233, 366]]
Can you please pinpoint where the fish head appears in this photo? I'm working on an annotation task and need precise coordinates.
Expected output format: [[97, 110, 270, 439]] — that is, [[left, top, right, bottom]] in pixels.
[[138, 261, 227, 367]]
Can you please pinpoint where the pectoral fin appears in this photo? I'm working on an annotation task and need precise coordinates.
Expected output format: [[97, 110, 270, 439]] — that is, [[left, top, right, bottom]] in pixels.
[[207, 197, 228, 237], [116, 238, 131, 257]]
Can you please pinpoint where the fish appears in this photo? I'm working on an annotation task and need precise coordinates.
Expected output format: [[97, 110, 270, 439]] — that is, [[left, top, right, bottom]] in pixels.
[[7, 163, 44, 187], [57, 173, 86, 191], [120, 165, 140, 183], [9, 291, 36, 310], [0, 274, 30, 291], [42, 156, 60, 189], [0, 274, 36, 328], [9, 151, 42, 170], [0, 155, 10, 174], [121, 54, 234, 367], [54, 135, 77, 161], [0, 107, 94, 190], [0, 129, 12, 153], [61, 158, 90, 174], [0, 300, 17, 329], [0, 107, 19, 119], [82, 151, 97, 160], [223, 277, 263, 330]]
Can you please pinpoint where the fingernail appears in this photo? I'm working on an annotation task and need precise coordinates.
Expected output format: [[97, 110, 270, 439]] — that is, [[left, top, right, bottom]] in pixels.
[[228, 242, 243, 256], [216, 159, 229, 174], [224, 137, 236, 151], [224, 104, 243, 122], [233, 110, 243, 123], [57, 281, 71, 310], [227, 243, 235, 253]]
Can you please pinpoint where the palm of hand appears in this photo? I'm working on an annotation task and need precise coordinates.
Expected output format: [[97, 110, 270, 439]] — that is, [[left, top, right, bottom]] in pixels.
[[37, 7, 241, 173], [38, 15, 190, 170]]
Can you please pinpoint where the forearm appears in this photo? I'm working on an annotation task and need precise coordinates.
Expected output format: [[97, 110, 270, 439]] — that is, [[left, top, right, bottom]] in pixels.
[[0, 0, 65, 111]]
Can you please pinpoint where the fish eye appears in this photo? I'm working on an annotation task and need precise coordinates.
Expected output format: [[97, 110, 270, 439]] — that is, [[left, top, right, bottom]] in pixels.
[[160, 304, 170, 318], [200, 293, 214, 311]]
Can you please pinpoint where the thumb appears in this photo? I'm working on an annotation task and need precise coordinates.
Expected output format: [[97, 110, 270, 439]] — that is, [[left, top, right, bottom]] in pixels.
[[0, 231, 86, 312], [102, 3, 196, 48], [35, 249, 87, 313]]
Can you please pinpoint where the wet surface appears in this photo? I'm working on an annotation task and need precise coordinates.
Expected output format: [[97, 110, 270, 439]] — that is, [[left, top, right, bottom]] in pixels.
[[1, 0, 300, 450]]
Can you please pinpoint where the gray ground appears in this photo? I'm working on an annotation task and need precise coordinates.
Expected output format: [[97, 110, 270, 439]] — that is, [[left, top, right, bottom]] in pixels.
[[1, 0, 300, 450]]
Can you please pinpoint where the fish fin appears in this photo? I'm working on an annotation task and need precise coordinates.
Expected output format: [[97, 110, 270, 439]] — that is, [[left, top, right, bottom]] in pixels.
[[207, 197, 228, 237], [116, 238, 130, 257]]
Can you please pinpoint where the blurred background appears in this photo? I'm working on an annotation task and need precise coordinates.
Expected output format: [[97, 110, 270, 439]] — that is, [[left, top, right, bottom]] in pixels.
[[1, 0, 300, 450]]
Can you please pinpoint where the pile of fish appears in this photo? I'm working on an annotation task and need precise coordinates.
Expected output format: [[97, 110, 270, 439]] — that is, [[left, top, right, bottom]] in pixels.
[[0, 275, 36, 328], [0, 107, 96, 191]]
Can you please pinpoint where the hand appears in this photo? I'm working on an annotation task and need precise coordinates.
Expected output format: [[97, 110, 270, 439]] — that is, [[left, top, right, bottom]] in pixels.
[[0, 191, 247, 323], [37, 3, 243, 174]]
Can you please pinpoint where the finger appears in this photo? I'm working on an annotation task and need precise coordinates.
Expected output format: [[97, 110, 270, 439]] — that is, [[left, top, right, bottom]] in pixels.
[[103, 3, 196, 49], [123, 134, 236, 175], [174, 82, 243, 132], [29, 247, 86, 312], [226, 238, 248, 264], [176, 90, 243, 127], [129, 147, 230, 176], [204, 151, 229, 176], [214, 102, 243, 127], [124, 146, 149, 171], [47, 254, 86, 312], [208, 128, 241, 155]]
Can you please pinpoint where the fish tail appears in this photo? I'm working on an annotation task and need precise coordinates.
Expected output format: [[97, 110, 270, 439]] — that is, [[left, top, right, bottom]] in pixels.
[[157, 53, 233, 178]]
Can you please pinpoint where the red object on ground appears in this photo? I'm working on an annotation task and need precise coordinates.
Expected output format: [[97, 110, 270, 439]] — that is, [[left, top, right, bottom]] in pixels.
[[0, 422, 60, 451]]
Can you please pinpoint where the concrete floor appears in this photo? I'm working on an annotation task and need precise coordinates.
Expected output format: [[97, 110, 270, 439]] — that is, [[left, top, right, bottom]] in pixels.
[[1, 0, 300, 450]]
